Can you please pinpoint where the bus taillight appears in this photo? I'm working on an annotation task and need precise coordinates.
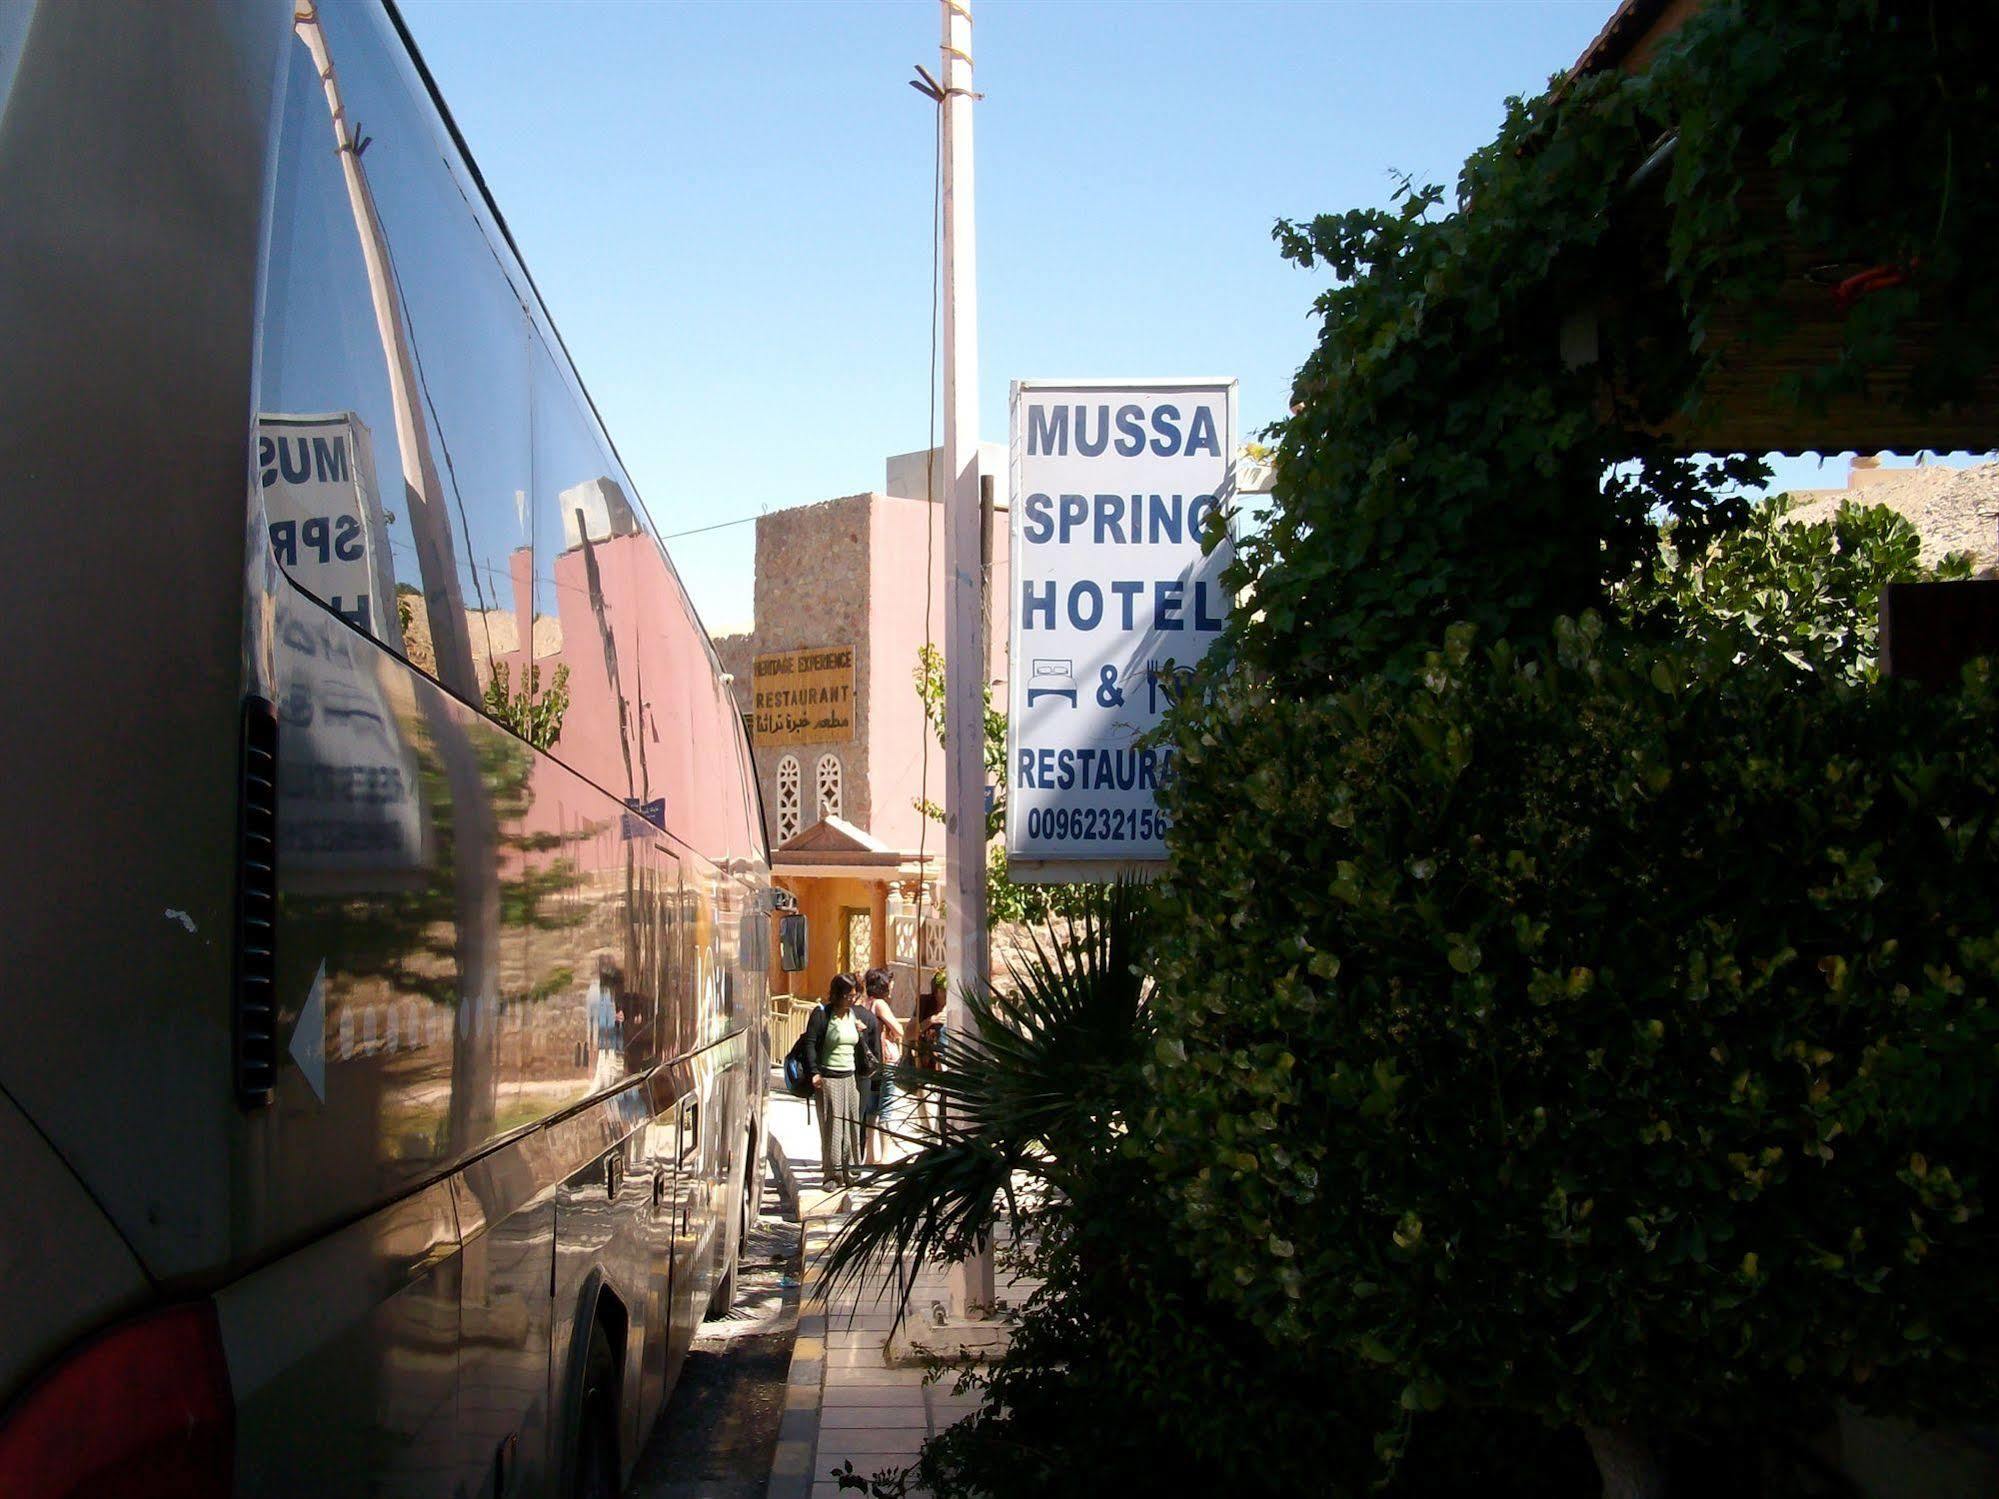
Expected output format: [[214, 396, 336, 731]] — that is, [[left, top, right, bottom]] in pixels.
[[0, 1302, 233, 1498]]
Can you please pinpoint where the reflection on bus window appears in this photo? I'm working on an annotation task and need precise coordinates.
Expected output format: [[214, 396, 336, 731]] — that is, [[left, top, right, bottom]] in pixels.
[[529, 335, 651, 800], [263, 8, 533, 713]]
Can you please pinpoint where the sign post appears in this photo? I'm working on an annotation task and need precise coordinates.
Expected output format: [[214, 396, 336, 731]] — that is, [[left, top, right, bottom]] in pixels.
[[1005, 379, 1236, 880]]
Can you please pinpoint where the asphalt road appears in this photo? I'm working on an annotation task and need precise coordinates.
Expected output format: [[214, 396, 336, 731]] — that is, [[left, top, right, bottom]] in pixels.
[[626, 1169, 802, 1499]]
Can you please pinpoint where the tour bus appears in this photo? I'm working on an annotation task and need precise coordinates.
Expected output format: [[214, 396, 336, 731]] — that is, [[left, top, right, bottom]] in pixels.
[[0, 2, 796, 1494]]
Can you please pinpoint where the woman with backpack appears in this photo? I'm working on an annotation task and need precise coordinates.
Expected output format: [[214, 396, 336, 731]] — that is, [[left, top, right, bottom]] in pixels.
[[801, 971, 877, 1189]]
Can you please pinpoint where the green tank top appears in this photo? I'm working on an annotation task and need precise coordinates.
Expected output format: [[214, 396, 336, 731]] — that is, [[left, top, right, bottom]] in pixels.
[[823, 1013, 860, 1074]]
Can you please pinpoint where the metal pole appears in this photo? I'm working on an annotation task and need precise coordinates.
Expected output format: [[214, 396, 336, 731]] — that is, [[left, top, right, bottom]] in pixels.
[[939, 0, 994, 1318]]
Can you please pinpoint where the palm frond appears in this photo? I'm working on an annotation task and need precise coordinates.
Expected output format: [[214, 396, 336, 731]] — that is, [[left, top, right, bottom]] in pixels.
[[817, 881, 1152, 1307]]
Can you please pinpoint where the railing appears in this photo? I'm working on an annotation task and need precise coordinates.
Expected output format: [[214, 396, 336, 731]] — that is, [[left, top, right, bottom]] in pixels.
[[767, 993, 813, 1062]]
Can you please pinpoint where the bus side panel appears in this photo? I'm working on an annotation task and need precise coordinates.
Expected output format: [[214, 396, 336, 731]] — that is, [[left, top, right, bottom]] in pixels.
[[551, 1067, 685, 1487], [0, 0, 288, 1287], [251, 587, 667, 1263], [219, 1182, 463, 1498]]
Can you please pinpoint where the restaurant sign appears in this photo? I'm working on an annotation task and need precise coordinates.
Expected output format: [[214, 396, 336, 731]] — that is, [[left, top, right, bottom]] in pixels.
[[752, 646, 855, 746]]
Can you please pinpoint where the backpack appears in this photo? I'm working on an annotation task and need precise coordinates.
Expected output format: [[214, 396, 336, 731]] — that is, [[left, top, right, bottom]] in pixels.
[[782, 1006, 821, 1098]]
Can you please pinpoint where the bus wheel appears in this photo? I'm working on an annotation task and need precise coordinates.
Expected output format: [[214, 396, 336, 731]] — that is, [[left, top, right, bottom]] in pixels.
[[572, 1322, 619, 1499]]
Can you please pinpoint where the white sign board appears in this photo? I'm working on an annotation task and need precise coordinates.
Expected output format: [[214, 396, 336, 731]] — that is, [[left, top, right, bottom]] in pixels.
[[1005, 379, 1235, 876], [258, 412, 398, 642], [259, 412, 427, 884]]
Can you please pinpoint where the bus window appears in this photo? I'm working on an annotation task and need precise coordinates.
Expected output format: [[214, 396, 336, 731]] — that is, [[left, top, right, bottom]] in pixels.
[[528, 335, 647, 796], [263, 7, 532, 713], [257, 36, 417, 661]]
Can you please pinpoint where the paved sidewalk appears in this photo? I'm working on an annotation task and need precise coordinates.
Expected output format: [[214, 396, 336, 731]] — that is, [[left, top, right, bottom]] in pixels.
[[762, 1088, 997, 1499]]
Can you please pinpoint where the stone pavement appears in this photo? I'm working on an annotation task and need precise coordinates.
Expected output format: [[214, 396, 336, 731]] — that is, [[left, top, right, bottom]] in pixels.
[[762, 1087, 999, 1499]]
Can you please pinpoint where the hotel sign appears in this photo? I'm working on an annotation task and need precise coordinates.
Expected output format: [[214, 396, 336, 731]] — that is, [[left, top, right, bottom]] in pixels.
[[1005, 379, 1235, 878], [752, 646, 855, 746]]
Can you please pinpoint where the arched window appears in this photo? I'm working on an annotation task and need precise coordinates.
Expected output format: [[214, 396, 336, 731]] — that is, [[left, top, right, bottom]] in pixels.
[[816, 753, 843, 820], [775, 754, 801, 843]]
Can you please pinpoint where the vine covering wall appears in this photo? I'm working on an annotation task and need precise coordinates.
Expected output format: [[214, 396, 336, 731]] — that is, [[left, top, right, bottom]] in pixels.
[[1232, 0, 1999, 688]]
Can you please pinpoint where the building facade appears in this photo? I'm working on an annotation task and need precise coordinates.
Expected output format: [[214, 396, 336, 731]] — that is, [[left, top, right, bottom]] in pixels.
[[713, 446, 1007, 1005]]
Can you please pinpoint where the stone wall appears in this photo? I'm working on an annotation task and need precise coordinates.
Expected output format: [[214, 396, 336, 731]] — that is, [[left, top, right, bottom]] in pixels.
[[714, 493, 873, 844], [711, 484, 1012, 855]]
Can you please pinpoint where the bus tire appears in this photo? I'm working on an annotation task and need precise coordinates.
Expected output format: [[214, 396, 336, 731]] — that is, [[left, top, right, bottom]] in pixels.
[[572, 1321, 619, 1499]]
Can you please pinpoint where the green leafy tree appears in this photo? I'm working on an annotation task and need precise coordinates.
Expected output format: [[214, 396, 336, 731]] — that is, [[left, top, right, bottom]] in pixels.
[[1159, 0, 1999, 1487], [1240, 0, 1999, 690], [482, 660, 571, 752], [823, 888, 1381, 1499], [1154, 610, 1999, 1493], [1618, 497, 1971, 684]]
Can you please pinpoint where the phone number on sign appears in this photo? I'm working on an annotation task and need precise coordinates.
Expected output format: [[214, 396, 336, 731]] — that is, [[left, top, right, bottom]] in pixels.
[[1023, 806, 1170, 842]]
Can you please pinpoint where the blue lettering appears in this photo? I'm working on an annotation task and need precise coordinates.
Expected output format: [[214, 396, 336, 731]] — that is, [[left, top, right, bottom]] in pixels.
[[312, 435, 350, 484], [1074, 405, 1109, 457], [1021, 581, 1055, 631], [257, 435, 276, 488], [1024, 492, 1054, 543], [1016, 748, 1034, 787], [1189, 494, 1218, 539], [331, 595, 371, 634], [1150, 404, 1181, 456], [1138, 750, 1157, 792], [1147, 494, 1183, 544], [1057, 749, 1076, 790], [1059, 493, 1087, 542], [334, 513, 363, 561], [1114, 404, 1146, 456], [1195, 580, 1228, 631], [1028, 405, 1067, 456], [1094, 494, 1125, 543], [1186, 405, 1221, 456], [301, 515, 330, 564], [1156, 580, 1185, 631], [1037, 748, 1056, 785], [1069, 581, 1103, 630], [1111, 579, 1142, 629], [269, 520, 296, 566], [277, 437, 311, 485]]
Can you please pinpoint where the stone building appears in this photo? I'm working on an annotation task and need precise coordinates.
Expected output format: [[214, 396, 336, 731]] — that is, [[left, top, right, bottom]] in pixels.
[[713, 445, 1006, 1007], [1787, 454, 1999, 577]]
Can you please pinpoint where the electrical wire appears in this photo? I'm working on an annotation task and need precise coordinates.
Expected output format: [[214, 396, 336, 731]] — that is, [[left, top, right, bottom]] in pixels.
[[663, 511, 763, 541]]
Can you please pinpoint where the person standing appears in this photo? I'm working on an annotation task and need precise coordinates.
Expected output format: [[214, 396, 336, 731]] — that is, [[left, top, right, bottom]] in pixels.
[[859, 967, 906, 1162], [801, 972, 875, 1189], [906, 978, 947, 1136]]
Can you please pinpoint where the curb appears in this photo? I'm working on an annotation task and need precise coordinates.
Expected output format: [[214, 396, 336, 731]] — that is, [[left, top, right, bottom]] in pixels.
[[765, 1216, 838, 1499]]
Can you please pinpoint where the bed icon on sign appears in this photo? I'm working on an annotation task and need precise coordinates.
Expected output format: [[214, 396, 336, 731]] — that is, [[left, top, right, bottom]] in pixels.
[[1026, 658, 1078, 708]]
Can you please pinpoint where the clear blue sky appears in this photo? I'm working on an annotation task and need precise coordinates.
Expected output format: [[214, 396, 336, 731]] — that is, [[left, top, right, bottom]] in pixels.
[[400, 0, 1823, 636]]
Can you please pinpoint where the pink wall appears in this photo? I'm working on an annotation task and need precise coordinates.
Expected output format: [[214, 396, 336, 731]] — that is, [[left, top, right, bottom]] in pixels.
[[494, 535, 758, 869]]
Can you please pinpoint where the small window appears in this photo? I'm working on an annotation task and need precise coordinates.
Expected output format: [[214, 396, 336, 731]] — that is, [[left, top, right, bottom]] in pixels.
[[816, 753, 843, 821], [775, 755, 801, 844]]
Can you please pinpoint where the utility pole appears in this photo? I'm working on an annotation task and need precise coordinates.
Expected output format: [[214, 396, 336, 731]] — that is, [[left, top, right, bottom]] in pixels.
[[939, 0, 994, 1318]]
